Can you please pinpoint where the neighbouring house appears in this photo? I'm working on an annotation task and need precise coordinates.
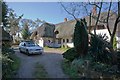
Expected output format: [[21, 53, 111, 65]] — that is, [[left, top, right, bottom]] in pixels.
[[14, 30, 23, 44], [54, 9, 120, 48], [30, 22, 61, 47]]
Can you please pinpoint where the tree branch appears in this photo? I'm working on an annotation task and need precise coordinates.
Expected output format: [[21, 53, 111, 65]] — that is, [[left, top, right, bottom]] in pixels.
[[94, 2, 103, 35], [88, 2, 101, 9], [110, 15, 120, 46], [106, 1, 112, 36], [60, 2, 77, 21]]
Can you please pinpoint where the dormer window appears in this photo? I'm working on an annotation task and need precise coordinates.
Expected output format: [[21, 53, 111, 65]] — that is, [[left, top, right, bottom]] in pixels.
[[54, 31, 59, 34]]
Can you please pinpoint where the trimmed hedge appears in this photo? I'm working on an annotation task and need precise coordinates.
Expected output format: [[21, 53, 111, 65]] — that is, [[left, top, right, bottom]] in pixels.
[[62, 48, 78, 62]]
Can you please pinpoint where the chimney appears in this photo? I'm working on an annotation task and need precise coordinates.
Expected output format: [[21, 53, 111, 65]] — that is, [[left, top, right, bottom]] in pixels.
[[92, 5, 97, 16], [64, 18, 67, 22]]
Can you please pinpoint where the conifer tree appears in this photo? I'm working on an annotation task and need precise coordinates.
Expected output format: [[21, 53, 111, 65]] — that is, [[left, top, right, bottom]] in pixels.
[[21, 25, 30, 40], [73, 18, 88, 58]]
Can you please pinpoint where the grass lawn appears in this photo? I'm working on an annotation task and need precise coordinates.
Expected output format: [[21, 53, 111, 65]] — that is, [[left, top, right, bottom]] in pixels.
[[56, 47, 70, 52], [34, 63, 48, 78], [44, 46, 70, 52]]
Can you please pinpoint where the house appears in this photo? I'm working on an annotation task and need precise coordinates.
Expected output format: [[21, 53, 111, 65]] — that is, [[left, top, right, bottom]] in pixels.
[[14, 30, 23, 42], [31, 7, 120, 49], [54, 10, 120, 48], [30, 22, 59, 47], [54, 18, 76, 48]]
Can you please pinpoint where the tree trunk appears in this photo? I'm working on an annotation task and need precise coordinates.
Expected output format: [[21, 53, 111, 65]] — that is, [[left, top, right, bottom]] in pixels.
[[118, 1, 120, 16], [89, 13, 91, 33], [106, 2, 112, 36], [110, 15, 120, 48], [94, 2, 103, 35]]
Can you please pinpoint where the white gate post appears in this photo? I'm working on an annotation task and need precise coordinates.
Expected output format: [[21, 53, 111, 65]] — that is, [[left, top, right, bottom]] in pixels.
[[38, 38, 44, 47]]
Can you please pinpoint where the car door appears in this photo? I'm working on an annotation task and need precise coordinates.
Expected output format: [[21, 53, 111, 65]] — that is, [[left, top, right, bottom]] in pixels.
[[22, 43, 27, 52], [20, 42, 24, 52]]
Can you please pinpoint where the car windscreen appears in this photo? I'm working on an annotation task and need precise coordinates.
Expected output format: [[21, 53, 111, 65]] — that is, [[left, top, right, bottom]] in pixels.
[[25, 42, 39, 47]]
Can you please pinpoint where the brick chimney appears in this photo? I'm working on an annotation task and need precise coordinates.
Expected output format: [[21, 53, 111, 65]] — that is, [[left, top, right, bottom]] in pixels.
[[64, 18, 67, 22], [92, 5, 97, 16]]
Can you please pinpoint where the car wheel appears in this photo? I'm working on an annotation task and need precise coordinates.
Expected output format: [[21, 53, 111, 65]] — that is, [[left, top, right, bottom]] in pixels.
[[26, 49, 30, 56], [40, 52, 43, 55], [19, 48, 22, 53]]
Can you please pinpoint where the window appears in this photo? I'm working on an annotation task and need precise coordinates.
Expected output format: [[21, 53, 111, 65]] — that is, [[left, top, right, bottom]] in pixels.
[[55, 31, 59, 34], [97, 25, 105, 30], [48, 40, 51, 43], [66, 39, 69, 43], [21, 42, 24, 46], [35, 31, 37, 35]]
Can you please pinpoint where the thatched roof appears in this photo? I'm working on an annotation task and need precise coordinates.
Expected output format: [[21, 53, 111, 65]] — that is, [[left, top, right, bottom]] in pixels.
[[55, 11, 118, 38], [55, 20, 76, 38], [31, 22, 55, 39]]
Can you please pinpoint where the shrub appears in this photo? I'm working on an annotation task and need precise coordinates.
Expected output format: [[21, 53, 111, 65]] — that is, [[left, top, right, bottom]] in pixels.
[[62, 48, 78, 62], [62, 59, 79, 78], [117, 51, 120, 72], [2, 45, 20, 78], [71, 58, 87, 76], [89, 34, 113, 64], [2, 47, 15, 78]]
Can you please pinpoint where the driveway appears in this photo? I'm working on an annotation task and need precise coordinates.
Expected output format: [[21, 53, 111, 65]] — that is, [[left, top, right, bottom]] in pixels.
[[14, 48, 69, 78]]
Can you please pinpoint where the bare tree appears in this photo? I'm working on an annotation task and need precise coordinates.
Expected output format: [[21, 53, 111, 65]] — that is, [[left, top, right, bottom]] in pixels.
[[110, 1, 120, 48], [21, 18, 46, 32], [60, 1, 119, 48], [7, 9, 23, 34]]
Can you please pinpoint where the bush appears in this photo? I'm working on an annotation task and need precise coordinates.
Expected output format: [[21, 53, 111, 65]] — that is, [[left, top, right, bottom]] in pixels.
[[2, 45, 20, 78], [117, 51, 120, 72], [62, 48, 78, 62], [2, 47, 14, 78], [89, 34, 113, 64], [62, 60, 79, 78]]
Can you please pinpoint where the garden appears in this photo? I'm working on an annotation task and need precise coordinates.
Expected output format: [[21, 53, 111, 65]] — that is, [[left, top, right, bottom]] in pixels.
[[62, 19, 120, 79]]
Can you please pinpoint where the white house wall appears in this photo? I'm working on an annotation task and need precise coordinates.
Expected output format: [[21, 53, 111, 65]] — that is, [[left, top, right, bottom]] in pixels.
[[61, 37, 73, 48], [91, 29, 111, 41], [91, 28, 120, 49]]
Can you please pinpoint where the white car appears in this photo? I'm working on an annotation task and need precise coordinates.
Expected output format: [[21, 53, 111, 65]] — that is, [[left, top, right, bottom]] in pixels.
[[19, 41, 43, 55]]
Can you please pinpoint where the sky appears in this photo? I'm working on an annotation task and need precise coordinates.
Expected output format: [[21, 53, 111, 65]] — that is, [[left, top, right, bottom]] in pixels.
[[6, 2, 118, 24], [7, 2, 71, 24]]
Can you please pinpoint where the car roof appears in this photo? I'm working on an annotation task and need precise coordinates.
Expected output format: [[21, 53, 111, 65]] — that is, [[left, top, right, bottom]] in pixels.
[[21, 40, 34, 42]]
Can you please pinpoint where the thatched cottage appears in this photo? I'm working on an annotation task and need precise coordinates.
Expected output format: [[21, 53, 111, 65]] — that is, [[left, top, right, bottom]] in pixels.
[[31, 7, 120, 48], [54, 18, 75, 48], [54, 11, 120, 48], [30, 22, 58, 46]]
